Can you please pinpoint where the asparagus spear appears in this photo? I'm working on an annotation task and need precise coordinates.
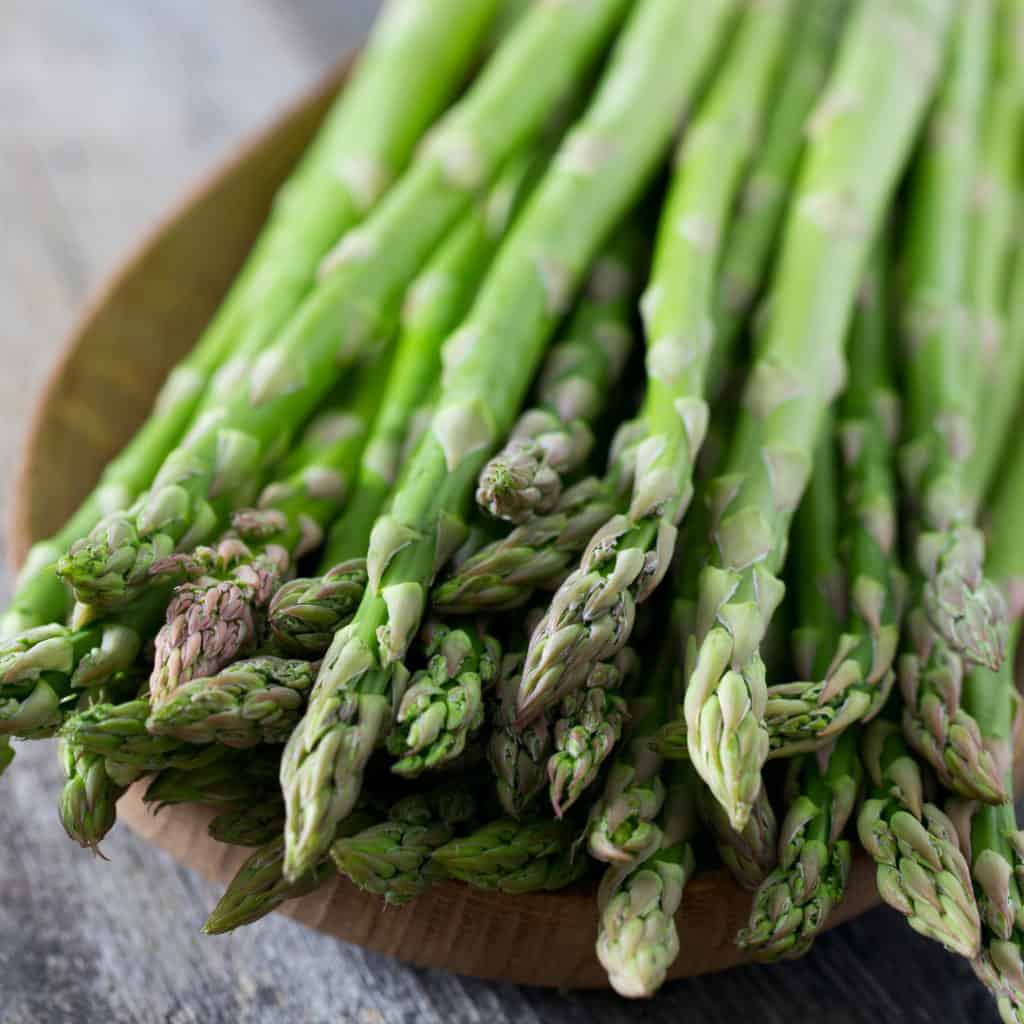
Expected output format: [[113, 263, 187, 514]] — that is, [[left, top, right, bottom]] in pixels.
[[586, 606, 677, 866], [281, 0, 737, 880], [432, 473, 621, 614], [0, 591, 165, 739], [698, 782, 778, 892], [596, 761, 698, 998], [208, 799, 286, 848], [146, 356, 390, 709], [964, 0, 1024, 433], [0, 737, 13, 777], [146, 657, 318, 748], [2, 0, 501, 639], [56, 0, 632, 614], [970, 230, 1024, 501], [488, 649, 552, 819], [737, 731, 862, 961], [517, 0, 795, 724], [548, 648, 635, 817], [711, 0, 849, 385], [309, 150, 543, 579], [386, 623, 500, 777], [857, 717, 982, 958], [203, 809, 377, 935], [331, 783, 477, 905], [476, 231, 641, 523], [57, 740, 142, 853], [765, 255, 904, 757], [268, 561, 370, 658], [142, 746, 280, 810], [682, 0, 955, 831], [898, 2, 1007, 672], [431, 816, 587, 895]]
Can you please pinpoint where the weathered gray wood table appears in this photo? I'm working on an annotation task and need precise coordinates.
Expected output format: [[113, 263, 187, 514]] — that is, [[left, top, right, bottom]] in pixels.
[[0, 2, 999, 1021]]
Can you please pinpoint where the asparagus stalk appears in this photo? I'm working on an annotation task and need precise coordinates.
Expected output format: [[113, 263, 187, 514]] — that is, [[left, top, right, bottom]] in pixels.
[[898, 2, 1007, 671], [432, 473, 621, 614], [682, 0, 955, 831], [711, 0, 849, 385], [208, 799, 286, 848], [857, 717, 982, 958], [331, 783, 477, 905], [0, 591, 166, 739], [517, 0, 794, 724], [964, 0, 1024, 434], [2, 0, 501, 639], [267, 561, 370, 658], [57, 740, 142, 853], [488, 649, 552, 818], [0, 738, 13, 777], [386, 623, 500, 776], [596, 761, 698, 998], [970, 229, 1024, 503], [586, 605, 678, 866], [958, 395, 1024, 1019], [698, 782, 778, 892], [548, 648, 635, 817], [431, 816, 587, 895], [56, 0, 632, 613], [146, 356, 390, 708], [146, 657, 318, 748], [311, 150, 542, 578], [142, 746, 280, 810], [281, 0, 736, 880], [202, 809, 377, 935], [737, 731, 862, 961], [476, 231, 641, 523], [766, 255, 904, 756]]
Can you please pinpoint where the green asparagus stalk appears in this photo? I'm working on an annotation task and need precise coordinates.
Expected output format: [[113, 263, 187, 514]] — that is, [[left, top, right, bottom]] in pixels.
[[331, 783, 477, 905], [2, 0, 501, 639], [765, 255, 904, 756], [586, 606, 677, 865], [682, 0, 955, 831], [146, 657, 318, 748], [957, 390, 1024, 1019], [698, 782, 778, 892], [0, 737, 13, 777], [146, 357, 390, 708], [208, 799, 286, 848], [56, 0, 632, 614], [142, 746, 280, 810], [57, 740, 142, 852], [596, 761, 698, 998], [964, 0, 1024, 433], [857, 717, 982, 958], [432, 473, 621, 614], [970, 231, 1024, 502], [312, 150, 543, 577], [517, 0, 794, 724], [202, 809, 377, 935], [488, 649, 552, 818], [898, 2, 1007, 671], [431, 816, 587, 895], [0, 590, 166, 739], [61, 700, 230, 770], [476, 232, 641, 522], [548, 648, 635, 817], [386, 622, 500, 777], [711, 0, 849, 385], [737, 731, 862, 961], [281, 0, 736, 881], [267, 561, 370, 658]]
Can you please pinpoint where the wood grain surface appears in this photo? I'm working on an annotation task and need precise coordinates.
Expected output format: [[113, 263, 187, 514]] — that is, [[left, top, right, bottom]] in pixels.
[[0, 2, 1006, 1021]]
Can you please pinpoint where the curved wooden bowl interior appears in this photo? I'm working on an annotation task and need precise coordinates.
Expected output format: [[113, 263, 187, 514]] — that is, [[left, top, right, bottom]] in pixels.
[[10, 62, 1024, 990]]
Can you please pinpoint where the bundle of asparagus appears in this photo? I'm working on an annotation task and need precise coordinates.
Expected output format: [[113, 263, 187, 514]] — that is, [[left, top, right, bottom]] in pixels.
[[10, 0, 1024, 1009]]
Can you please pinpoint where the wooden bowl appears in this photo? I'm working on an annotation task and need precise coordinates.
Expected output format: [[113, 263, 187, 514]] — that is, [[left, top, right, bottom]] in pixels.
[[9, 61, 1021, 989]]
